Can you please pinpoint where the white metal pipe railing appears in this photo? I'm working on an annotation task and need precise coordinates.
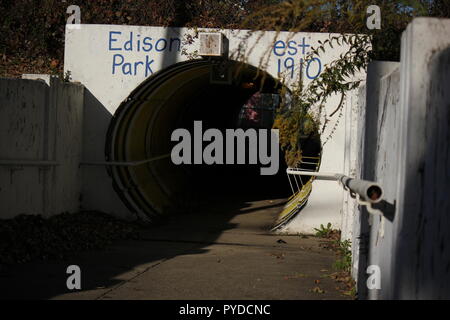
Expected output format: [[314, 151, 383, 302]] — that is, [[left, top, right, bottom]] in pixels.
[[0, 154, 170, 168], [0, 160, 59, 166], [286, 168, 383, 203], [80, 153, 171, 167]]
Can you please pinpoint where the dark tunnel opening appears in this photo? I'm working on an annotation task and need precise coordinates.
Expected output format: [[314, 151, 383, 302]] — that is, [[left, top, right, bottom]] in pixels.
[[174, 63, 289, 201], [106, 59, 321, 220]]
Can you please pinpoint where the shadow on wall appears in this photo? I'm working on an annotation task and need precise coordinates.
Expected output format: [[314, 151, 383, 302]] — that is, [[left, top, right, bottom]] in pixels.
[[79, 26, 186, 219], [391, 46, 450, 299], [80, 88, 133, 218], [354, 62, 390, 299], [355, 44, 450, 300]]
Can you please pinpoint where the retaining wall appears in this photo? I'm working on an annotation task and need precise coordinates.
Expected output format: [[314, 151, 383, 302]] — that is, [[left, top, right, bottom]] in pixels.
[[347, 18, 450, 299], [0, 76, 84, 218]]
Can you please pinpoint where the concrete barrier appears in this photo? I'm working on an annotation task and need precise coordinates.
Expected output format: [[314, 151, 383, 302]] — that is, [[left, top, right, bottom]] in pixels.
[[348, 18, 450, 299], [391, 17, 450, 300], [352, 62, 400, 299], [0, 76, 84, 218]]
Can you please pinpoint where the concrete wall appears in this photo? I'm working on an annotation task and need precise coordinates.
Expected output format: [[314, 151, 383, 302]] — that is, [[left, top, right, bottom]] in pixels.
[[279, 91, 349, 234], [350, 62, 400, 298], [390, 17, 450, 300], [79, 88, 131, 219], [65, 24, 362, 233], [0, 77, 84, 218], [347, 18, 450, 299]]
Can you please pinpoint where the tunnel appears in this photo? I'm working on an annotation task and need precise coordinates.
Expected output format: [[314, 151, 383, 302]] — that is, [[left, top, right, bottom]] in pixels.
[[105, 59, 321, 221]]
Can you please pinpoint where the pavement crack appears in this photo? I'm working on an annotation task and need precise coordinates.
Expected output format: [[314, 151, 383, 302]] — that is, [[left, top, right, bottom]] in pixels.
[[136, 237, 313, 251], [138, 237, 270, 248], [95, 258, 169, 300]]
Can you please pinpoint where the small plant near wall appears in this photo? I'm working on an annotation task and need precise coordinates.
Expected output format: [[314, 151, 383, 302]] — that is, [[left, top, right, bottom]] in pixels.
[[312, 223, 356, 298], [314, 222, 334, 238], [333, 239, 352, 272], [331, 239, 356, 298]]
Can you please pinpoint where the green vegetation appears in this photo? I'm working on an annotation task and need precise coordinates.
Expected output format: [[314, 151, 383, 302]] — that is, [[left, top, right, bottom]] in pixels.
[[333, 239, 352, 272], [313, 223, 355, 297], [0, 0, 271, 77], [314, 222, 334, 238], [313, 223, 351, 272], [244, 0, 450, 165], [314, 224, 352, 272], [1, 0, 448, 77], [1, 1, 449, 163]]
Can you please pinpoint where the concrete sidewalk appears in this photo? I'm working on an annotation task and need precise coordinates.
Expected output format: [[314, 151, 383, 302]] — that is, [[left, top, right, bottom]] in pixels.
[[0, 197, 350, 300]]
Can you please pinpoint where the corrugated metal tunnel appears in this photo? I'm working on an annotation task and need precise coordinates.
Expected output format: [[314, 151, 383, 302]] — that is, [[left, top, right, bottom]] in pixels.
[[105, 59, 315, 220]]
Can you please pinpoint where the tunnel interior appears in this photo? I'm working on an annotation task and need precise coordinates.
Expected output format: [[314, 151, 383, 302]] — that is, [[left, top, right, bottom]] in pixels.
[[106, 59, 320, 220]]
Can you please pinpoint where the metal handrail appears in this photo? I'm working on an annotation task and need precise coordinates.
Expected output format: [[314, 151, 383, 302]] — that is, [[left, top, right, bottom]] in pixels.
[[286, 169, 383, 203], [0, 160, 59, 167], [80, 153, 171, 167]]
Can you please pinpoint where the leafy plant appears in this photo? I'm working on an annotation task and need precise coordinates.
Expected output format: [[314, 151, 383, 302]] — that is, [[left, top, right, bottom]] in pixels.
[[333, 239, 352, 272], [239, 0, 437, 165], [314, 222, 333, 238]]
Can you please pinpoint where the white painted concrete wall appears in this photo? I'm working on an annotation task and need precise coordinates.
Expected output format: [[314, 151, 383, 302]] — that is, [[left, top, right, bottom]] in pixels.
[[348, 18, 450, 299], [344, 61, 399, 290], [390, 17, 450, 300], [64, 24, 361, 233], [350, 62, 400, 297], [0, 77, 84, 218]]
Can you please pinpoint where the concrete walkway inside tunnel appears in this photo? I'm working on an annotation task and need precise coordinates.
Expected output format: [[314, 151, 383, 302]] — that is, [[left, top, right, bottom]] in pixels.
[[0, 196, 351, 300]]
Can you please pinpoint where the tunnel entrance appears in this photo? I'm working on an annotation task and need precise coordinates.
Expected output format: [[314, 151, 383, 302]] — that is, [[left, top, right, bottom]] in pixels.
[[106, 59, 319, 220]]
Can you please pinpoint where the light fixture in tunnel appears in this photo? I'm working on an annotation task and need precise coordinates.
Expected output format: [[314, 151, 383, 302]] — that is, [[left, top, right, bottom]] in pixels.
[[210, 59, 232, 84]]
